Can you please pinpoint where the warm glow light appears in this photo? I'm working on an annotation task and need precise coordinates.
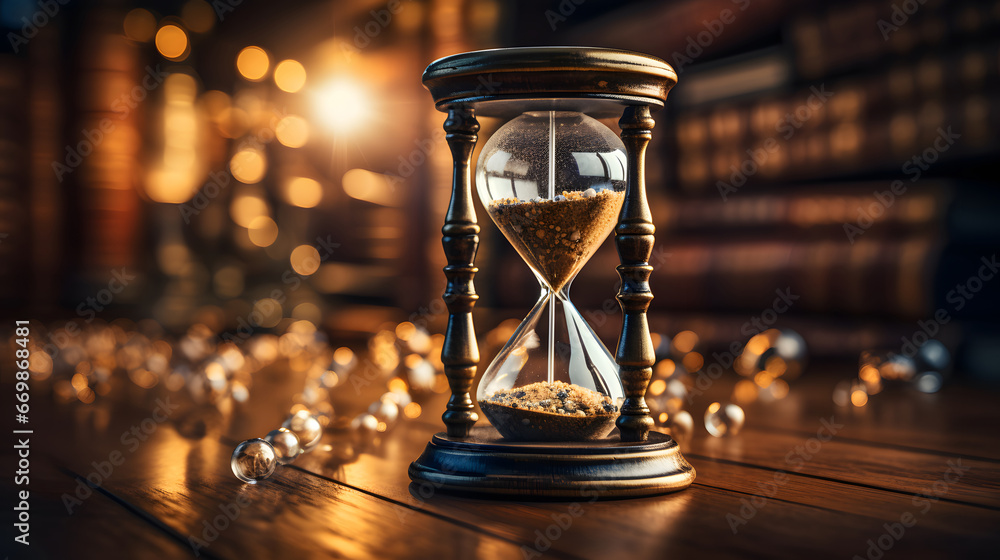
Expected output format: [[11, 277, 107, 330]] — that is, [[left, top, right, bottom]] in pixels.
[[290, 245, 321, 276], [155, 25, 188, 60], [229, 193, 269, 227], [283, 177, 323, 208], [851, 389, 869, 407], [248, 216, 278, 247], [403, 402, 422, 419], [672, 330, 699, 354], [342, 168, 398, 206], [292, 302, 321, 324], [181, 0, 215, 33], [274, 59, 307, 93], [681, 351, 704, 372], [145, 73, 203, 203], [201, 90, 231, 118], [765, 355, 787, 376], [252, 298, 283, 328], [733, 379, 758, 403], [276, 115, 310, 148], [333, 347, 354, 365], [647, 379, 667, 396], [230, 148, 266, 183], [313, 78, 370, 132], [769, 378, 789, 399], [237, 46, 270, 81], [754, 371, 774, 388], [123, 9, 156, 42], [655, 359, 676, 378]]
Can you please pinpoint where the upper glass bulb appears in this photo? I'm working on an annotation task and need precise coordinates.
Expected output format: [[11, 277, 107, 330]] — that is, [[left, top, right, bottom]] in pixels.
[[476, 111, 628, 292]]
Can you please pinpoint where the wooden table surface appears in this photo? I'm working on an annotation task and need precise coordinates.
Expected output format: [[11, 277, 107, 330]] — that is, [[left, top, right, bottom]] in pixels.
[[5, 360, 999, 560]]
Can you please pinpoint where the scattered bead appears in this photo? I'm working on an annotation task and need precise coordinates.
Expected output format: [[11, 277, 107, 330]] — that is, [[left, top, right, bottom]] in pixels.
[[264, 427, 301, 464], [668, 410, 694, 444], [705, 402, 745, 437], [231, 438, 277, 483], [282, 410, 322, 452]]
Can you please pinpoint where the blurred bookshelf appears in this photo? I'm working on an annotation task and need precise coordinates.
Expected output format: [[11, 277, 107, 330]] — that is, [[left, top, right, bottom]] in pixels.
[[491, 0, 1000, 379]]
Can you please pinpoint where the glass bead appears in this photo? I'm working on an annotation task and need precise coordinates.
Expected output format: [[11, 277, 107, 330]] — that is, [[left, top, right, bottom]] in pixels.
[[668, 410, 694, 444], [705, 402, 745, 437], [351, 413, 380, 438], [282, 410, 322, 452], [264, 427, 301, 464], [916, 339, 950, 371], [231, 438, 277, 483], [832, 380, 852, 407], [368, 397, 399, 430], [914, 370, 943, 394]]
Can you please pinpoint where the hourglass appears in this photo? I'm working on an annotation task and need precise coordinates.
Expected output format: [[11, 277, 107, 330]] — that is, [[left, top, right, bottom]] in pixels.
[[410, 47, 695, 498]]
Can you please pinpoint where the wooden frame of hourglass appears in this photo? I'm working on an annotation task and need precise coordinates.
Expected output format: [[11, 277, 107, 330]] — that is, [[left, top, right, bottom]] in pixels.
[[409, 47, 695, 498]]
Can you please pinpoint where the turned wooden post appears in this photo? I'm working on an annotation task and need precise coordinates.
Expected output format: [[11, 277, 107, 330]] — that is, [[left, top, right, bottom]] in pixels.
[[440, 106, 481, 438], [615, 105, 657, 443]]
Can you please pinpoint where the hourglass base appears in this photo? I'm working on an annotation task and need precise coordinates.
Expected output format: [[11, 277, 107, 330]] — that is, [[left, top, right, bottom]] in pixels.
[[408, 426, 695, 499]]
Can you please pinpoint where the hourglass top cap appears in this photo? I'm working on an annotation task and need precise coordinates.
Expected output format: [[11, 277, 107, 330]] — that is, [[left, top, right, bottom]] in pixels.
[[422, 47, 677, 118]]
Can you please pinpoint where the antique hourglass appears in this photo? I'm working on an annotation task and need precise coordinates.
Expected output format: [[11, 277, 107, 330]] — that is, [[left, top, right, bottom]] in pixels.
[[475, 111, 626, 441], [410, 47, 695, 497]]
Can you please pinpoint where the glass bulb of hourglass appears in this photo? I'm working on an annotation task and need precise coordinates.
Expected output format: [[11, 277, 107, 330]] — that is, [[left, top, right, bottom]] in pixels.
[[475, 111, 627, 441]]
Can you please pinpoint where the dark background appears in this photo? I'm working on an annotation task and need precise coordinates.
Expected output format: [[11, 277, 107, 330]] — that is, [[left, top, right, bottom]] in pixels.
[[1, 0, 998, 378]]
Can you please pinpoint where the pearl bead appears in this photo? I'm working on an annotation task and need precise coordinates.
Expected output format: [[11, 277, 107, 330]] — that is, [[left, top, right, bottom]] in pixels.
[[705, 402, 745, 437], [282, 410, 322, 452], [231, 438, 277, 483], [668, 410, 694, 444], [264, 428, 301, 464]]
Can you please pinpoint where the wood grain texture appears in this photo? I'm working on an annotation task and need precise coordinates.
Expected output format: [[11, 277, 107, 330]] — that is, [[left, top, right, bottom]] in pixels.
[[8, 359, 999, 559]]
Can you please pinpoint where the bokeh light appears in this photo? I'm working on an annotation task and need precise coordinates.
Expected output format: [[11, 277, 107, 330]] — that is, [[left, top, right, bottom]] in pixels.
[[290, 245, 321, 276], [274, 59, 307, 93], [313, 78, 370, 132], [252, 298, 283, 328], [229, 192, 269, 228], [276, 115, 310, 148], [237, 46, 270, 81], [283, 177, 323, 208], [247, 216, 279, 247], [155, 24, 189, 60], [123, 9, 156, 42], [230, 148, 267, 184], [181, 0, 215, 33]]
